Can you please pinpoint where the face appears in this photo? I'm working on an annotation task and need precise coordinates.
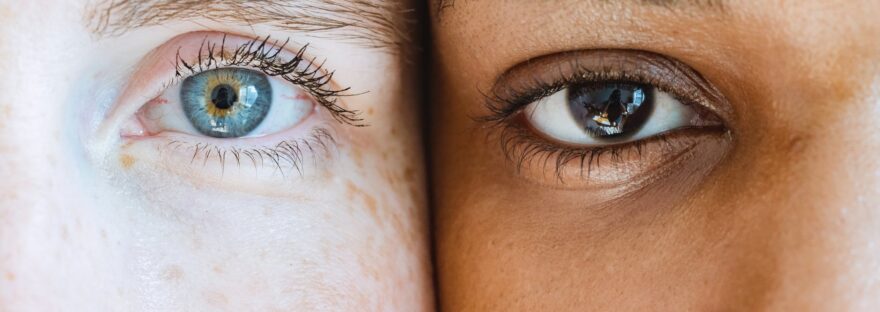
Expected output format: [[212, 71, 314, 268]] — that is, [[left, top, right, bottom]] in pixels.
[[432, 0, 880, 310], [0, 0, 431, 310]]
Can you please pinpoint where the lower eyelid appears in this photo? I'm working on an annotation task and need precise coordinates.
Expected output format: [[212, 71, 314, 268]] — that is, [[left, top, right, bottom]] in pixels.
[[118, 119, 339, 185], [491, 116, 730, 190]]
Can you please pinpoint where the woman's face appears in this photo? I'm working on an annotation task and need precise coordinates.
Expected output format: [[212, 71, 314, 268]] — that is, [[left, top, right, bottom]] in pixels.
[[432, 0, 880, 310], [0, 0, 431, 310]]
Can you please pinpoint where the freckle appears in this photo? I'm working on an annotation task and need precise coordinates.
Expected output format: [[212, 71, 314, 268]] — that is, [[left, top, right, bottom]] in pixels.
[[403, 166, 416, 183], [212, 265, 224, 274], [4, 271, 14, 281], [365, 194, 379, 221], [351, 148, 364, 166], [381, 169, 397, 186], [346, 180, 360, 199], [263, 205, 273, 217], [1, 105, 10, 117], [367, 107, 375, 115], [161, 265, 185, 281], [120, 154, 136, 169], [203, 290, 229, 306], [191, 236, 203, 250]]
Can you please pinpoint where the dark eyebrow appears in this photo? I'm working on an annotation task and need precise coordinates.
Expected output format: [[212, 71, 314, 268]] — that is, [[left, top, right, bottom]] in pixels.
[[433, 0, 725, 19], [86, 0, 413, 51]]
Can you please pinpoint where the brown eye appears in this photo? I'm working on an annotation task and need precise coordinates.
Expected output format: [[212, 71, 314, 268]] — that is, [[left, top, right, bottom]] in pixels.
[[524, 82, 697, 146], [567, 82, 654, 139]]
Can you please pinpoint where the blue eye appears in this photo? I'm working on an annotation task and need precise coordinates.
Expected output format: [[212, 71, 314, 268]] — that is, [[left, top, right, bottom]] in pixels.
[[180, 68, 272, 138]]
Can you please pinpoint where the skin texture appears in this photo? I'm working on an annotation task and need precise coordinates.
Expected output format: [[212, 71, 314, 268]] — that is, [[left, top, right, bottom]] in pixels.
[[0, 0, 431, 311], [431, 0, 880, 311]]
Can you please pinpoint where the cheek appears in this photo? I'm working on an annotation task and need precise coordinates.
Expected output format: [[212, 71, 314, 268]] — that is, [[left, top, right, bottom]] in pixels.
[[89, 118, 428, 309]]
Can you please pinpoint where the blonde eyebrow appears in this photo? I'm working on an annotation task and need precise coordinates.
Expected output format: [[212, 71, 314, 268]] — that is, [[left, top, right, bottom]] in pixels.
[[86, 0, 413, 51]]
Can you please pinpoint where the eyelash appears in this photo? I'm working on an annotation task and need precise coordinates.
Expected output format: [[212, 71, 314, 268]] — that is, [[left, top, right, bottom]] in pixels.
[[172, 34, 364, 126], [131, 34, 360, 177], [483, 67, 695, 123], [162, 128, 337, 177], [479, 56, 720, 177]]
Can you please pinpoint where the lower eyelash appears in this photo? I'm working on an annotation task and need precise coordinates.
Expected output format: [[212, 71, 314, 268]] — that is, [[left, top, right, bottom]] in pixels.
[[488, 119, 640, 179], [486, 114, 717, 181], [161, 128, 337, 177]]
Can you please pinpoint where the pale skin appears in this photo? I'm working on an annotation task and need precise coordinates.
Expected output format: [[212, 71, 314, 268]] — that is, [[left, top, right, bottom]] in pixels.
[[432, 0, 880, 311], [0, 0, 431, 311]]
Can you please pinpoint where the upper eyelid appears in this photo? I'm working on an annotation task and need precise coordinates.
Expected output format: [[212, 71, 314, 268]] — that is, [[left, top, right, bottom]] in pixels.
[[483, 50, 733, 124], [96, 32, 358, 144]]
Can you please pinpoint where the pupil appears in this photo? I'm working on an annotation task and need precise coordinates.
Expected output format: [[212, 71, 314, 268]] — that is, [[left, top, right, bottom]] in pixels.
[[568, 83, 654, 139], [602, 89, 624, 126], [211, 84, 237, 109]]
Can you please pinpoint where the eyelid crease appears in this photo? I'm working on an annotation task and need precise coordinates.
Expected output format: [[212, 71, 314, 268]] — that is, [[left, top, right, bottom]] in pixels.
[[480, 50, 732, 127]]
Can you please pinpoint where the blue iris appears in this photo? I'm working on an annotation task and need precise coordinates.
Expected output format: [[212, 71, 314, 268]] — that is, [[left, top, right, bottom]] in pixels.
[[181, 68, 272, 138]]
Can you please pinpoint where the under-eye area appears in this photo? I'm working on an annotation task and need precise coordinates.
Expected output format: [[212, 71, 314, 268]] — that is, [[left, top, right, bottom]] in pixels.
[[109, 32, 365, 181], [479, 50, 734, 189], [160, 127, 336, 174]]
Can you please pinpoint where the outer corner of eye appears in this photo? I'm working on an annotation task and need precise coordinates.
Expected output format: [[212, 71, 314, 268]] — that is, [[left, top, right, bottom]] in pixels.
[[524, 83, 711, 146]]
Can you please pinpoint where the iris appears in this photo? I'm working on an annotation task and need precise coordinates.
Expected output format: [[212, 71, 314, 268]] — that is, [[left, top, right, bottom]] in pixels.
[[181, 68, 272, 138], [567, 82, 654, 138]]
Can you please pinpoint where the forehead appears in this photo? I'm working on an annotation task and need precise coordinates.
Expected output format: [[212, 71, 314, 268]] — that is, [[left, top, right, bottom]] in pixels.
[[431, 0, 880, 90]]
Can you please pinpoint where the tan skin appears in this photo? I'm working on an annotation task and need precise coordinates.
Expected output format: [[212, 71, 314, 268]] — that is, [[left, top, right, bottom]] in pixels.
[[431, 0, 880, 310]]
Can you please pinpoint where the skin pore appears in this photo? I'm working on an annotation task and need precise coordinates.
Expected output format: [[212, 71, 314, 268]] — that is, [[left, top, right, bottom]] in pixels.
[[432, 0, 880, 310], [0, 0, 431, 310]]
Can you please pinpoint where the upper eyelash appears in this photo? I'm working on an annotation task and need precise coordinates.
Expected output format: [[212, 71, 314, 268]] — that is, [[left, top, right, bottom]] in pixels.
[[172, 34, 365, 127], [483, 69, 678, 126], [480, 50, 725, 127]]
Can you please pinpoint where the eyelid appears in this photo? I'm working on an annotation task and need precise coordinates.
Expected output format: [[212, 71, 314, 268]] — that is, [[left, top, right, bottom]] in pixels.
[[483, 50, 733, 126]]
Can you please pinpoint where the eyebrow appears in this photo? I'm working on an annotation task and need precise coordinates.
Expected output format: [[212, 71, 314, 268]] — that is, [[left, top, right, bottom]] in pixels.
[[434, 0, 725, 19], [86, 0, 412, 51]]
